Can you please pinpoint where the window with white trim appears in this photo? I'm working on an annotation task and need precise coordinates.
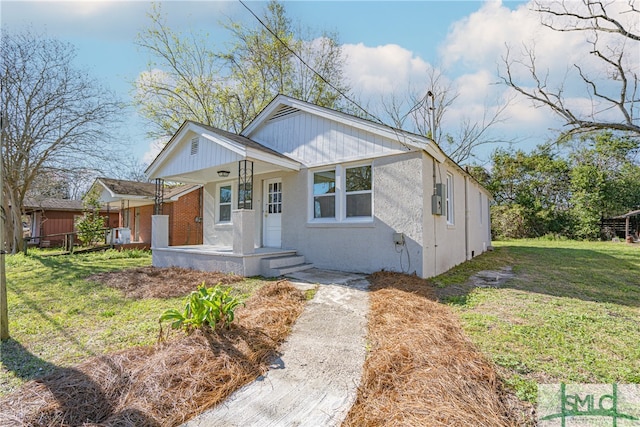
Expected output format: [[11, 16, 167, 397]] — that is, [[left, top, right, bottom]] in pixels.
[[310, 164, 373, 222], [313, 170, 336, 219], [218, 184, 232, 223], [446, 173, 454, 225], [345, 165, 372, 218]]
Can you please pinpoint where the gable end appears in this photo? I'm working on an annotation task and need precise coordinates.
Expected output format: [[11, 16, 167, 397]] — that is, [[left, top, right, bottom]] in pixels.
[[269, 105, 301, 122]]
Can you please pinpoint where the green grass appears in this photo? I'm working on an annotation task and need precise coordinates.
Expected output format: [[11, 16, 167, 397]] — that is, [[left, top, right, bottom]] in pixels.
[[439, 240, 640, 403], [0, 249, 266, 397]]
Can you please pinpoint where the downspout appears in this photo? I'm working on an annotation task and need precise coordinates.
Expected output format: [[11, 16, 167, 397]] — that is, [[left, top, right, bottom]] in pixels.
[[464, 175, 470, 260], [432, 156, 438, 276]]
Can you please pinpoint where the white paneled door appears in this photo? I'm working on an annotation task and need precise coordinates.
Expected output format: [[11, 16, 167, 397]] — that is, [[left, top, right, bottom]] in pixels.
[[263, 178, 282, 248]]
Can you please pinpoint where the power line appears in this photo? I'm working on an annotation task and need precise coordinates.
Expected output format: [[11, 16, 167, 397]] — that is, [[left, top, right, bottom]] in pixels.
[[237, 0, 385, 125]]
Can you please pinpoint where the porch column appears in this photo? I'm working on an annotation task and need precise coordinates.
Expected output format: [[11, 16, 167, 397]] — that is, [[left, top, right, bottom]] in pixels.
[[625, 216, 630, 237], [151, 215, 169, 249], [232, 209, 255, 254]]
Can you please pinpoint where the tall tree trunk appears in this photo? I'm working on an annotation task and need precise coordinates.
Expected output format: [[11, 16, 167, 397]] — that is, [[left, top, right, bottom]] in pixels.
[[4, 187, 23, 254]]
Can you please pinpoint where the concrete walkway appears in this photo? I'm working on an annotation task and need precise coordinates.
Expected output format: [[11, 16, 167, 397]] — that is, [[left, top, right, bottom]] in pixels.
[[183, 269, 370, 427]]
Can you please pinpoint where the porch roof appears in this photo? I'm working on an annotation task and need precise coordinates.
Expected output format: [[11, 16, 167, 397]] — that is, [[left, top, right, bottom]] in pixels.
[[613, 209, 640, 219], [146, 121, 301, 184], [22, 197, 114, 213], [91, 177, 200, 208]]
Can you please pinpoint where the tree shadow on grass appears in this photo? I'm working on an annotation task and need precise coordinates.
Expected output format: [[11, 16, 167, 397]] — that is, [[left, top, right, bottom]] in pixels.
[[1, 339, 159, 426], [435, 245, 640, 307]]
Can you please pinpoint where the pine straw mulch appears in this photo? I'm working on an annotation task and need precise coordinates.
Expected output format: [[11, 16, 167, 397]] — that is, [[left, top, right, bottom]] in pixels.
[[0, 280, 306, 427], [87, 267, 244, 299], [342, 271, 533, 427]]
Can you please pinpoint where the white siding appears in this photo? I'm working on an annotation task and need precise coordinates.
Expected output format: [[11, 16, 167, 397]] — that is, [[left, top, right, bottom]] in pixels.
[[155, 131, 243, 178], [282, 152, 425, 277], [250, 111, 408, 167]]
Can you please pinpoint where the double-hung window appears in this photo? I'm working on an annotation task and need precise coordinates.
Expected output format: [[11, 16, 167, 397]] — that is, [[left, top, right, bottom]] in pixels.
[[446, 173, 454, 225], [313, 170, 336, 219], [218, 185, 232, 223], [311, 164, 373, 222], [345, 165, 372, 218]]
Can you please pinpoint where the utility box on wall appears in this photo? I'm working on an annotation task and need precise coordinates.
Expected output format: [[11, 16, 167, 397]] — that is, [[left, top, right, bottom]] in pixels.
[[432, 183, 446, 215], [432, 195, 443, 215]]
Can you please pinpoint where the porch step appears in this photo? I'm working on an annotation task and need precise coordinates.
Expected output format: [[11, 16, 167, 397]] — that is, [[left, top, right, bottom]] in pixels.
[[274, 263, 314, 276], [263, 255, 306, 269], [261, 254, 314, 277]]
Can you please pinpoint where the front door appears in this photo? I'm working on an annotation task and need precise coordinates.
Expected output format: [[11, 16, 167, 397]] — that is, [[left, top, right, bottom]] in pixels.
[[263, 178, 282, 248]]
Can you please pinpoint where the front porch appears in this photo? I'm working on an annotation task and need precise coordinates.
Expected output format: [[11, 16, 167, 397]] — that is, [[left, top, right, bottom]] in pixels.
[[151, 213, 312, 277], [152, 245, 312, 277]]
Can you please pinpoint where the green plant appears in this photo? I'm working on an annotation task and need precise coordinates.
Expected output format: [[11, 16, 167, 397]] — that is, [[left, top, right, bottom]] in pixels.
[[160, 283, 245, 334], [76, 188, 107, 246]]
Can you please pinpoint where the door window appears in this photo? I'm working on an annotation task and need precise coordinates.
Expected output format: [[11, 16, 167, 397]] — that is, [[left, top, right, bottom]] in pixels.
[[267, 182, 282, 214]]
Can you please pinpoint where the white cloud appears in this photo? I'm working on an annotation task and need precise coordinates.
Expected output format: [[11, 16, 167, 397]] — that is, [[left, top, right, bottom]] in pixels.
[[1, 1, 234, 42], [434, 0, 639, 154], [342, 43, 431, 97]]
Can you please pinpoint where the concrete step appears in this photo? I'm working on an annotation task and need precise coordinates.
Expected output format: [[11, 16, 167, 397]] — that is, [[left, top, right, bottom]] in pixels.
[[262, 255, 306, 269], [273, 263, 314, 276]]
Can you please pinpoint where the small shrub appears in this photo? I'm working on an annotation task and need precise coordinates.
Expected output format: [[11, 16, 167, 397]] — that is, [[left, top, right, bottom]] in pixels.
[[76, 189, 107, 246], [160, 283, 245, 334], [75, 213, 106, 246]]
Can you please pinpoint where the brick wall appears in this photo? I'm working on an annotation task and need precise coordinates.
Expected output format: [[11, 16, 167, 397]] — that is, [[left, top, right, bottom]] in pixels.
[[116, 188, 203, 246], [169, 188, 203, 245], [137, 205, 154, 244]]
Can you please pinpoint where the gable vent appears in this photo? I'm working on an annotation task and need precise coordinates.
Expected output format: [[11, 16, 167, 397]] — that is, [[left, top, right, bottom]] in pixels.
[[190, 137, 199, 155], [269, 105, 300, 121]]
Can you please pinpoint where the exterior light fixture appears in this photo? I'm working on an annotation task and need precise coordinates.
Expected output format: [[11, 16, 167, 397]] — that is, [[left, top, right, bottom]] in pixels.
[[217, 170, 230, 178]]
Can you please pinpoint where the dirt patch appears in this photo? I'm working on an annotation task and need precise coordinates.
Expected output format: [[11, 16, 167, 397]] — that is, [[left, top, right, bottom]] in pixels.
[[343, 271, 529, 427], [88, 266, 244, 299], [435, 266, 516, 301], [0, 281, 306, 427]]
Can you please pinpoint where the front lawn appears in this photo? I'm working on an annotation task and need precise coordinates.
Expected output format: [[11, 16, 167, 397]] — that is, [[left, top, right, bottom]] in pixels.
[[0, 249, 267, 397], [2, 241, 638, 425], [440, 240, 640, 403]]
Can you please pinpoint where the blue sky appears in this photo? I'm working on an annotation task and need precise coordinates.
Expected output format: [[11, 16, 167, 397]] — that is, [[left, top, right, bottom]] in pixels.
[[2, 0, 629, 166]]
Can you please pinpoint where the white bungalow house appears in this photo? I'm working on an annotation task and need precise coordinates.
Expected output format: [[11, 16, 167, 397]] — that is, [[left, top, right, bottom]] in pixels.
[[147, 95, 492, 278]]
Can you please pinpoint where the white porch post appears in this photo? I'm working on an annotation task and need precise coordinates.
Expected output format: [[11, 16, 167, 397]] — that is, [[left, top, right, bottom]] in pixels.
[[152, 215, 169, 249], [232, 209, 255, 254]]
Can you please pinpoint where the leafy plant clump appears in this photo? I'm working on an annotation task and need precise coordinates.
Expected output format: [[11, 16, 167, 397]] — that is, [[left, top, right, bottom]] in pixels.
[[76, 189, 107, 246], [160, 283, 245, 334]]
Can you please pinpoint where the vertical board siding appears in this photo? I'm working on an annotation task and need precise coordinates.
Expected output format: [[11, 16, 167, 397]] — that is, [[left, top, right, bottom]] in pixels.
[[252, 112, 406, 167], [159, 132, 243, 177]]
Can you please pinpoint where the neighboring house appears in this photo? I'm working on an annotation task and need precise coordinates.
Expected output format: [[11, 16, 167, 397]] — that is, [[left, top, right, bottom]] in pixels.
[[23, 198, 119, 247], [90, 178, 203, 247], [601, 209, 640, 240], [146, 95, 492, 278]]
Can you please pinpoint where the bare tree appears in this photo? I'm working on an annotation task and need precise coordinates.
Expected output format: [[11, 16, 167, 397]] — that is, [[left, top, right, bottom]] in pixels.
[[111, 157, 151, 183], [443, 99, 513, 164], [134, 2, 226, 140], [501, 0, 639, 138], [382, 68, 513, 164], [382, 69, 455, 144], [134, 1, 350, 138], [1, 30, 121, 253]]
